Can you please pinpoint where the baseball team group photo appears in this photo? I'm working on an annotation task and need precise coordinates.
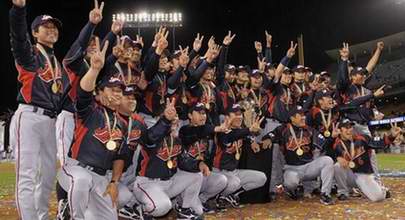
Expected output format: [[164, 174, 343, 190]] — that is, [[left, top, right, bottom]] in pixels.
[[1, 0, 405, 219]]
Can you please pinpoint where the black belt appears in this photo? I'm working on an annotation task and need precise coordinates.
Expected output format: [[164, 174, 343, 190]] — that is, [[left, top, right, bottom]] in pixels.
[[32, 105, 57, 118], [77, 162, 107, 176]]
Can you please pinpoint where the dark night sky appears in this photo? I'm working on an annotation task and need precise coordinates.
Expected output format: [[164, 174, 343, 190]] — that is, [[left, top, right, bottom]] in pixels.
[[2, 0, 405, 112]]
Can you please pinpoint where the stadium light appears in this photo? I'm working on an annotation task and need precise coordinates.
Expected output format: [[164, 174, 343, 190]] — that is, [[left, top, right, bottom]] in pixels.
[[112, 11, 183, 28], [112, 11, 183, 52]]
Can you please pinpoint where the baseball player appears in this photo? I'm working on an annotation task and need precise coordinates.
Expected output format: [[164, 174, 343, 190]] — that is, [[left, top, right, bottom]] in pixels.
[[333, 119, 401, 201], [262, 106, 335, 205], [115, 87, 178, 219], [132, 113, 205, 219], [57, 38, 130, 220], [9, 0, 63, 218], [213, 104, 267, 208], [178, 103, 230, 213]]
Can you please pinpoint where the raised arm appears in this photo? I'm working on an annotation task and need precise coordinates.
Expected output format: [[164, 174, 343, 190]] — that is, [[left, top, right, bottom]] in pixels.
[[336, 43, 351, 92], [63, 0, 105, 69], [274, 41, 297, 82], [264, 30, 273, 64], [365, 42, 384, 73], [77, 38, 108, 118], [9, 0, 36, 70]]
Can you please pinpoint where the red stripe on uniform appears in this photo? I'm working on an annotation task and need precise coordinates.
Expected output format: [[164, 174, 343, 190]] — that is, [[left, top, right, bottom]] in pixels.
[[213, 144, 223, 169], [137, 183, 156, 214], [15, 112, 23, 218], [139, 148, 150, 176], [16, 64, 36, 103], [71, 118, 88, 159], [64, 66, 80, 101], [62, 166, 75, 216]]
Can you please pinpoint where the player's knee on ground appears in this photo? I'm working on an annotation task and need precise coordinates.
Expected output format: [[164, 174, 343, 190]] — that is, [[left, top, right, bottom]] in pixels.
[[255, 171, 267, 188], [319, 156, 334, 167], [224, 176, 241, 195], [117, 184, 133, 208], [149, 196, 172, 217], [214, 174, 228, 193], [283, 171, 300, 190], [366, 188, 385, 202]]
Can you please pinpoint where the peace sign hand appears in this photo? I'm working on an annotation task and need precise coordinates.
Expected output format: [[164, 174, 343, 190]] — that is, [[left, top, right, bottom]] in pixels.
[[286, 41, 298, 58], [390, 122, 402, 138], [89, 0, 104, 25], [112, 36, 125, 58], [223, 30, 236, 46], [163, 98, 178, 121], [178, 46, 190, 68], [90, 37, 109, 70], [254, 41, 262, 53], [331, 122, 340, 138], [193, 33, 204, 52], [156, 28, 169, 55], [111, 19, 124, 35], [249, 116, 264, 133]]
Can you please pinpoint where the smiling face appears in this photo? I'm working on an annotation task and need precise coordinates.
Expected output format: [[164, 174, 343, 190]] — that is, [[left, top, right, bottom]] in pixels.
[[290, 112, 306, 127], [99, 86, 123, 108], [250, 75, 263, 89], [188, 110, 207, 126], [119, 94, 137, 114], [32, 22, 59, 47], [229, 111, 243, 128], [340, 125, 354, 140]]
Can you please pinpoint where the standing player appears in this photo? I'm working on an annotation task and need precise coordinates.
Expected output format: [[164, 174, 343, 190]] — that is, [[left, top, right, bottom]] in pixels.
[[9, 0, 62, 219]]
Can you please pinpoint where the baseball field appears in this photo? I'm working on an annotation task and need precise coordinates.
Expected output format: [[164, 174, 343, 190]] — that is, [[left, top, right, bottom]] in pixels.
[[1, 153, 405, 220]]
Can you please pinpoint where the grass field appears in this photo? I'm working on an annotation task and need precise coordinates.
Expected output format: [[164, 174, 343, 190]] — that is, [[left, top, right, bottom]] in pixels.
[[1, 153, 405, 219]]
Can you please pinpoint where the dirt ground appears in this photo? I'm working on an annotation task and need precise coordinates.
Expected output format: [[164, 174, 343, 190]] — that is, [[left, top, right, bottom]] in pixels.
[[1, 176, 405, 219]]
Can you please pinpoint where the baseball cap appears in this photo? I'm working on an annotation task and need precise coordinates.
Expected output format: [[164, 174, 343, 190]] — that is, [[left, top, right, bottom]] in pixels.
[[282, 67, 293, 75], [350, 66, 367, 76], [227, 104, 242, 114], [292, 65, 306, 72], [98, 76, 125, 90], [314, 89, 334, 103], [225, 64, 236, 72], [250, 69, 263, 78], [237, 65, 251, 73], [189, 102, 206, 113], [288, 105, 305, 118], [123, 86, 136, 96], [31, 15, 62, 31], [338, 118, 355, 128]]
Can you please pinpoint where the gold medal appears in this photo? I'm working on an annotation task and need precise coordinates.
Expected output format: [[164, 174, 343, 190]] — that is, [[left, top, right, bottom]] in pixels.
[[205, 103, 210, 110], [160, 98, 165, 105], [349, 161, 355, 169], [106, 140, 117, 151], [167, 159, 174, 169], [324, 130, 331, 137], [182, 96, 188, 104], [196, 155, 204, 160], [296, 148, 303, 156], [235, 152, 241, 160], [52, 82, 59, 94]]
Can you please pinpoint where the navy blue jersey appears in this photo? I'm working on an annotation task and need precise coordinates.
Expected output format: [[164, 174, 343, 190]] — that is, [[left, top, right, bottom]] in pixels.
[[333, 134, 394, 174], [138, 134, 182, 179], [69, 86, 128, 171], [178, 124, 215, 172], [60, 22, 96, 113], [213, 128, 252, 171], [9, 6, 62, 113]]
